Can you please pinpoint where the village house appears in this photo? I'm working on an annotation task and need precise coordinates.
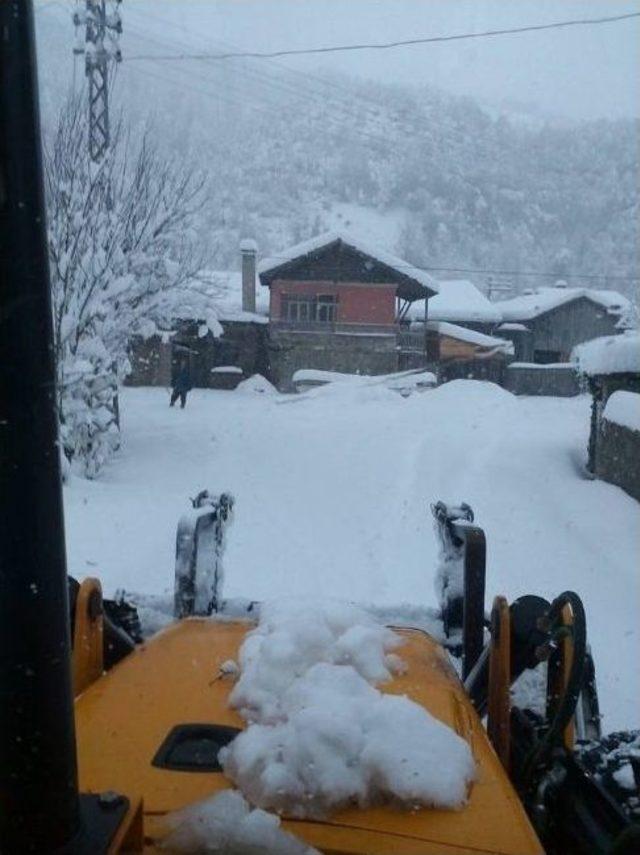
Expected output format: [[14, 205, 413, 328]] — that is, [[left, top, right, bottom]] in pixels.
[[492, 285, 632, 364], [126, 234, 633, 393], [258, 231, 438, 389]]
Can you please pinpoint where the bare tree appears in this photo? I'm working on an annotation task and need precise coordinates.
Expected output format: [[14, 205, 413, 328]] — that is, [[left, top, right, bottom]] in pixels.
[[44, 96, 217, 476]]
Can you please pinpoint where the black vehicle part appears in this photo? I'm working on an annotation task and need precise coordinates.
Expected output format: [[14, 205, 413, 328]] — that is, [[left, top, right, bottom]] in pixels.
[[103, 593, 143, 645], [574, 647, 602, 742], [511, 711, 635, 855], [174, 491, 234, 617], [519, 590, 587, 793], [0, 3, 128, 850], [432, 501, 486, 679], [152, 724, 242, 772], [466, 594, 551, 714], [68, 578, 139, 670], [577, 730, 640, 823]]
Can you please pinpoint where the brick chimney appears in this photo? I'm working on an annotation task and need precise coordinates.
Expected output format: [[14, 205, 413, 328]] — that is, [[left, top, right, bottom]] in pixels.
[[240, 238, 258, 313]]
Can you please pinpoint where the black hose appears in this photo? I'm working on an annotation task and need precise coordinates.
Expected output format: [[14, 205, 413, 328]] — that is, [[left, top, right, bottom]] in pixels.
[[520, 590, 587, 793]]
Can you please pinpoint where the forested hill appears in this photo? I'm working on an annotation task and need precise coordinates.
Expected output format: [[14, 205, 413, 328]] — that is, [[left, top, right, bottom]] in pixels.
[[36, 6, 639, 299]]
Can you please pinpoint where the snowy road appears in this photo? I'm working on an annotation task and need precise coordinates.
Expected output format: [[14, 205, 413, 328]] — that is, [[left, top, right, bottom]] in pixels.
[[63, 382, 639, 732]]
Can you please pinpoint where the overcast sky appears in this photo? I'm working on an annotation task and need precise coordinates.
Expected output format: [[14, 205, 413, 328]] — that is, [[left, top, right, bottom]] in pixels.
[[121, 0, 640, 120], [40, 0, 640, 120]]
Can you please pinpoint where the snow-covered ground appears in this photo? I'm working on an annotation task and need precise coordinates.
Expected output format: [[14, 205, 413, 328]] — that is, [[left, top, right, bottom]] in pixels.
[[63, 382, 640, 733]]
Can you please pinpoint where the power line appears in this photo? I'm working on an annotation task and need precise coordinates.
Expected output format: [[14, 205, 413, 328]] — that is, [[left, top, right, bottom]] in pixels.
[[121, 23, 400, 155], [125, 11, 640, 62], [259, 256, 639, 283]]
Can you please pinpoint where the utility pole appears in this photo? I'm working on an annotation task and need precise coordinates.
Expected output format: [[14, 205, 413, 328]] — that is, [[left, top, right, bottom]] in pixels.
[[485, 274, 513, 302], [73, 1, 123, 162]]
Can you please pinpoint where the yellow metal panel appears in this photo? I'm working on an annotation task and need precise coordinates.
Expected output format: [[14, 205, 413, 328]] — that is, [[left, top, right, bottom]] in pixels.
[[75, 619, 543, 854]]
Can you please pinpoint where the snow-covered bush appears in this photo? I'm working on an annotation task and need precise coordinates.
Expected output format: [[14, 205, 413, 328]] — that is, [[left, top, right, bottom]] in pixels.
[[44, 97, 220, 476]]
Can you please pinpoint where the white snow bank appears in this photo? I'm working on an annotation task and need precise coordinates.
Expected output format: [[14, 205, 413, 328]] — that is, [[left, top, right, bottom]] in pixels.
[[236, 375, 278, 395], [573, 332, 640, 376], [163, 789, 319, 854], [508, 362, 575, 370], [211, 365, 243, 374], [292, 368, 359, 385], [220, 599, 475, 818], [603, 391, 640, 433], [292, 368, 437, 398]]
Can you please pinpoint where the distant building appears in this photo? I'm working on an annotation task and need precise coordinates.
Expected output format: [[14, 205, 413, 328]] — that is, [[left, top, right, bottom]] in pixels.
[[126, 238, 634, 392], [259, 231, 438, 389], [493, 285, 632, 364]]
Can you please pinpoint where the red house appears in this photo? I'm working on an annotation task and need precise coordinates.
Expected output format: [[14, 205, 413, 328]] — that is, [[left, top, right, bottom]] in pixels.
[[258, 232, 438, 388]]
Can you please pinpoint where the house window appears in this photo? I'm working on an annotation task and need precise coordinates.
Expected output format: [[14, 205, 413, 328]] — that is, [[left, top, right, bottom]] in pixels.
[[281, 294, 337, 325], [534, 349, 562, 364], [317, 295, 337, 323]]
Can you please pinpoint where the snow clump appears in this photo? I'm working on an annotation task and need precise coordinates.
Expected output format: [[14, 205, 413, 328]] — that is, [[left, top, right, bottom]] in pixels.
[[162, 788, 319, 854], [236, 374, 278, 395], [220, 598, 475, 818]]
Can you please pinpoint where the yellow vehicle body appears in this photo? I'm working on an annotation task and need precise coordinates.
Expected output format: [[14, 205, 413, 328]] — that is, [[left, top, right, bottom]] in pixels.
[[75, 616, 544, 854]]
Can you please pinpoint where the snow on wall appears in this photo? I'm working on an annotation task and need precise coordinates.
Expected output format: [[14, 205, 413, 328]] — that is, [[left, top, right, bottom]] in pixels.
[[220, 598, 475, 817], [573, 332, 640, 376], [603, 391, 640, 433]]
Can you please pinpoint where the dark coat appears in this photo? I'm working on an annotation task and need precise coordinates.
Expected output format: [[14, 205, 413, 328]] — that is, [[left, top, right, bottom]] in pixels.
[[174, 366, 191, 393]]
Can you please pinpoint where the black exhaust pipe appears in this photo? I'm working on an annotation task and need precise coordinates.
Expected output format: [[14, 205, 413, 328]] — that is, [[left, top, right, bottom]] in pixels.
[[0, 1, 81, 850]]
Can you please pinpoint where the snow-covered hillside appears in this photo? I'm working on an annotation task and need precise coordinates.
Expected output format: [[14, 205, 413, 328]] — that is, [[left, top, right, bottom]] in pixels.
[[35, 2, 639, 297], [63, 382, 639, 733]]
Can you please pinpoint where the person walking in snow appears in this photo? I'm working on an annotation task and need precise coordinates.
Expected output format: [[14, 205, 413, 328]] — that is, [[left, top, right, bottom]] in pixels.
[[170, 359, 192, 409]]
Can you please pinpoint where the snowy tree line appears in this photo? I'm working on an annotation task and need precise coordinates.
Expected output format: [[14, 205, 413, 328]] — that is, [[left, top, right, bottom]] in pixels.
[[128, 72, 637, 299]]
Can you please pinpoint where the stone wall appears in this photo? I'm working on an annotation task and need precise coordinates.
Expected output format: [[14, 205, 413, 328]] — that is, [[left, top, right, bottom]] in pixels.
[[126, 335, 172, 387], [504, 364, 579, 397], [125, 321, 271, 389], [586, 373, 640, 473], [268, 330, 398, 391], [178, 320, 270, 388], [595, 418, 640, 502]]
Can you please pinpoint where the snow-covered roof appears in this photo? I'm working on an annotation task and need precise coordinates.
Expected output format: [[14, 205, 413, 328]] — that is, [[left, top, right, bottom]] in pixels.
[[497, 322, 529, 332], [185, 270, 269, 324], [424, 280, 501, 323], [603, 391, 640, 433], [494, 286, 632, 324], [573, 332, 640, 376], [258, 230, 439, 297], [427, 321, 514, 354]]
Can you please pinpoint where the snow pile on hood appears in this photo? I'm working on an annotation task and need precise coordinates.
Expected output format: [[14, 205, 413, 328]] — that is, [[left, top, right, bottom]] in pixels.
[[220, 599, 475, 818], [162, 789, 319, 854]]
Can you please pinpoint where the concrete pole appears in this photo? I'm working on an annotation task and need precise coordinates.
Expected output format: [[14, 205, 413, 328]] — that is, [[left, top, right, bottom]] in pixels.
[[240, 238, 258, 313]]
